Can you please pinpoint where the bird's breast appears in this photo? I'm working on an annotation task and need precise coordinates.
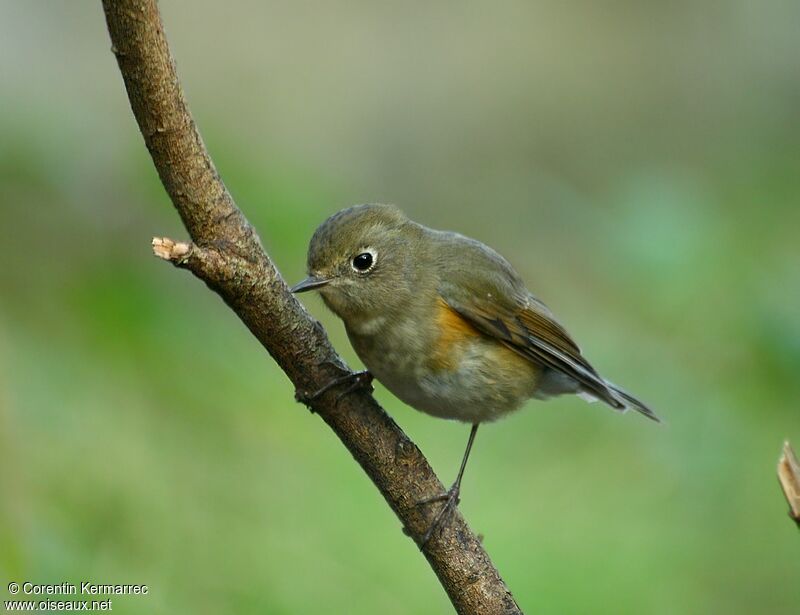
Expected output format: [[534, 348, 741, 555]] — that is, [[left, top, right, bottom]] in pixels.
[[345, 300, 540, 423]]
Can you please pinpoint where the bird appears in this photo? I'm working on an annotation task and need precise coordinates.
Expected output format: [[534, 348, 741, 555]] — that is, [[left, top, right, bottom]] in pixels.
[[292, 203, 659, 545]]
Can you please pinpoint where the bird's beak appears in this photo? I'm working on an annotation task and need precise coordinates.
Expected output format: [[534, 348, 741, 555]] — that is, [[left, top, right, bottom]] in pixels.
[[290, 276, 331, 293]]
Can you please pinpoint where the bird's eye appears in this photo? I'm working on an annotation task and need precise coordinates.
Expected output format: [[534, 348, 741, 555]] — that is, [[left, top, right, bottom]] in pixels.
[[351, 250, 376, 273]]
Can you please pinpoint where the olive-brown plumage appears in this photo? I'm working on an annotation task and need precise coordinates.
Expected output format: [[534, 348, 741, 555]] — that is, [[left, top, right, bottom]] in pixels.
[[293, 203, 658, 544], [294, 203, 657, 423]]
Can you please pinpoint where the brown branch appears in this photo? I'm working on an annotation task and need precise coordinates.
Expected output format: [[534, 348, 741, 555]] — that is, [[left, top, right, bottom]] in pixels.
[[102, 2, 522, 613], [778, 441, 800, 528]]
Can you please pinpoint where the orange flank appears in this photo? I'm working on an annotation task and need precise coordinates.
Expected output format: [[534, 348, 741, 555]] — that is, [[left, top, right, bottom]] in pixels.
[[430, 298, 541, 392], [430, 298, 482, 370]]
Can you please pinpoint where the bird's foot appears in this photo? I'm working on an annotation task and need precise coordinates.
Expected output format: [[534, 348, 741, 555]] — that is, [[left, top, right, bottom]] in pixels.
[[329, 369, 374, 402], [416, 482, 461, 548], [295, 363, 374, 406]]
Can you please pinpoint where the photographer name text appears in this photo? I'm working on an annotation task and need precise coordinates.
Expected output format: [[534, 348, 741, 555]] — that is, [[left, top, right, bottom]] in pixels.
[[8, 582, 148, 596]]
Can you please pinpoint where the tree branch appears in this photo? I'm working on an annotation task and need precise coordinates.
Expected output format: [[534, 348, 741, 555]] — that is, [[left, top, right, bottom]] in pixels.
[[102, 2, 522, 613]]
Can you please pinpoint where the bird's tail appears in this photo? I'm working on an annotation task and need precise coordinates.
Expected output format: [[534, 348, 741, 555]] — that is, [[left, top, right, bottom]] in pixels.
[[603, 380, 661, 423]]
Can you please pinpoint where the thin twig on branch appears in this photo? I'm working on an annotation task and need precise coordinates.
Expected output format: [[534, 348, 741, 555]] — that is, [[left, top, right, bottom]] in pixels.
[[101, 2, 522, 613], [778, 441, 800, 528]]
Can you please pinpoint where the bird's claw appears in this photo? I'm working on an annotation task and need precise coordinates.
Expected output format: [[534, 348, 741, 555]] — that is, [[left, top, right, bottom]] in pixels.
[[295, 366, 374, 406], [334, 370, 374, 402], [417, 483, 461, 549]]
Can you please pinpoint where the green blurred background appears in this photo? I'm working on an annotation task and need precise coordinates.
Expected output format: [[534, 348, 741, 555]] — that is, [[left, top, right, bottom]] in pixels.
[[1, 2, 798, 613]]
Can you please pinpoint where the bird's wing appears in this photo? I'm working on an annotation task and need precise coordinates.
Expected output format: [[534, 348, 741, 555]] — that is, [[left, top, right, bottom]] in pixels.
[[438, 276, 625, 410]]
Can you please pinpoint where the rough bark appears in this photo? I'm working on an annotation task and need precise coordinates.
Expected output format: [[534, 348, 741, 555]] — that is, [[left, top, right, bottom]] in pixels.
[[101, 2, 522, 614]]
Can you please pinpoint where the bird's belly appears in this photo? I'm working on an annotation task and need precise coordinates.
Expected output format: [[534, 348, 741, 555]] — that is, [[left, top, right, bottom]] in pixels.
[[350, 326, 540, 423]]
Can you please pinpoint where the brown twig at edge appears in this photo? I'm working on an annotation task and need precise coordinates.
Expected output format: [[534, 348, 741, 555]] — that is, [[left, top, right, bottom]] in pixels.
[[778, 441, 800, 528], [101, 2, 522, 614]]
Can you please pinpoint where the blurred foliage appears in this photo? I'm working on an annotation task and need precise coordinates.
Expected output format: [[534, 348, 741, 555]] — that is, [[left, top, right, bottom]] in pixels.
[[1, 2, 799, 614]]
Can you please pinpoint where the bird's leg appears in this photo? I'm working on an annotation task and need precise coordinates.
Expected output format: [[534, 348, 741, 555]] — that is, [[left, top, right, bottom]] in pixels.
[[295, 360, 374, 405], [330, 369, 374, 401], [417, 423, 479, 548]]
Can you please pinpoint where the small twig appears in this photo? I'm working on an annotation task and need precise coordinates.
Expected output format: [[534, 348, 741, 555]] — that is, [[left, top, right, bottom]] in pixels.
[[778, 441, 800, 528]]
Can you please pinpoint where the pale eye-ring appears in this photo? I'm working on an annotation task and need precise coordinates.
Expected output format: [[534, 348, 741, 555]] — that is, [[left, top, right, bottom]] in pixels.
[[351, 249, 377, 273]]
